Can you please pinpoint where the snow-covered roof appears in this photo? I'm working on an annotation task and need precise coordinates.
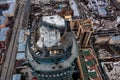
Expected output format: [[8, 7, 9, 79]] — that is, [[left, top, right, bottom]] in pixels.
[[16, 53, 26, 60], [12, 74, 21, 80], [0, 27, 9, 41], [117, 16, 120, 23], [98, 7, 107, 16], [111, 36, 120, 41], [37, 26, 61, 48], [69, 0, 80, 17], [42, 15, 65, 27], [0, 16, 7, 25]]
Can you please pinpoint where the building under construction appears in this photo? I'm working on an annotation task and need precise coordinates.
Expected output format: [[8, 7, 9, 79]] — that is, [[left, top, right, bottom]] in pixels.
[[26, 14, 78, 80], [0, 0, 119, 80], [24, 0, 102, 80]]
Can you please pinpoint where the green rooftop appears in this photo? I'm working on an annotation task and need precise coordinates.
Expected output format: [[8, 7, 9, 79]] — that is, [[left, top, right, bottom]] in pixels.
[[78, 50, 99, 80], [88, 71, 97, 78], [86, 59, 95, 66], [83, 50, 90, 56]]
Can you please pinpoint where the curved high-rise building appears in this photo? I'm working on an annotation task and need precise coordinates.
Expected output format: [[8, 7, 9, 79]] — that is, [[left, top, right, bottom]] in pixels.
[[26, 15, 78, 80]]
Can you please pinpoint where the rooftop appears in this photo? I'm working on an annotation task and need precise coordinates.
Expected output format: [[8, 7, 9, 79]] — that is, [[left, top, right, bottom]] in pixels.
[[102, 61, 120, 80], [0, 16, 8, 28], [80, 20, 93, 32], [69, 0, 80, 17], [0, 27, 9, 41], [42, 15, 65, 27], [77, 48, 102, 80]]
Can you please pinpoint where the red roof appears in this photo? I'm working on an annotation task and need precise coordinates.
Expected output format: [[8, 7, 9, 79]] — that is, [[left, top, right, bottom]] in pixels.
[[93, 77, 101, 80], [0, 42, 6, 48], [89, 65, 96, 70], [32, 77, 38, 80], [85, 54, 94, 60]]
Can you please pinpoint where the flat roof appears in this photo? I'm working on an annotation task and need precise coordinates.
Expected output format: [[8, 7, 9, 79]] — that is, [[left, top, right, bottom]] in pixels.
[[0, 27, 9, 41], [42, 15, 65, 27]]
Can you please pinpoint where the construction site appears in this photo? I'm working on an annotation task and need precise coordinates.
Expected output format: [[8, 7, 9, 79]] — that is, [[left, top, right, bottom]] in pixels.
[[0, 0, 120, 80]]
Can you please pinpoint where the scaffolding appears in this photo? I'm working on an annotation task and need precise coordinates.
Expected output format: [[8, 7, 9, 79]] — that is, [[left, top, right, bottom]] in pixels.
[[70, 19, 94, 48]]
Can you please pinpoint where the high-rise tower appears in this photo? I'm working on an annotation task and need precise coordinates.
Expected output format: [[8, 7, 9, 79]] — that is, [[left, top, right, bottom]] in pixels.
[[26, 15, 78, 80]]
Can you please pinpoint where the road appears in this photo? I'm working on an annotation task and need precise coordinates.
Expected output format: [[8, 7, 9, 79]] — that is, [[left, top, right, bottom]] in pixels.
[[0, 0, 26, 80]]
